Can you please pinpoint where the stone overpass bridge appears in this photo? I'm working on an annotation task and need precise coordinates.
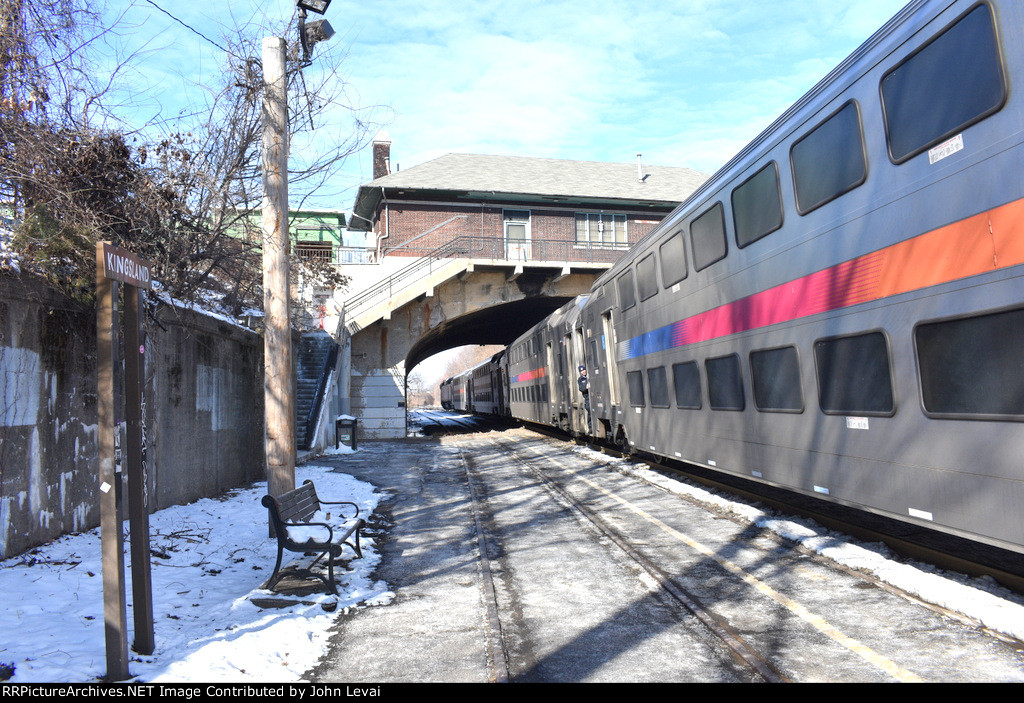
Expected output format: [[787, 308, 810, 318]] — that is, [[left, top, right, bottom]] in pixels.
[[337, 236, 623, 438]]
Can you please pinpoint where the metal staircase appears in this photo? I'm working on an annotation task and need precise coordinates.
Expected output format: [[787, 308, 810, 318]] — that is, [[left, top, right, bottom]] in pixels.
[[295, 331, 338, 450]]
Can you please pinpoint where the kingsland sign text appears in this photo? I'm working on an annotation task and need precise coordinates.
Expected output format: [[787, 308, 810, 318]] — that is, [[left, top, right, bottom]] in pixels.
[[100, 242, 152, 290]]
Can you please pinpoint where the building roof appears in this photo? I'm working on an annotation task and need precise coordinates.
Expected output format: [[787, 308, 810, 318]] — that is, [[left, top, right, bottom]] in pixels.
[[350, 153, 708, 231]]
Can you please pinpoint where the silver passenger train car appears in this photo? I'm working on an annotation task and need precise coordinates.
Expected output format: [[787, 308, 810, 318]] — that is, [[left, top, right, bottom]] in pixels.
[[444, 0, 1024, 556], [442, 352, 508, 415]]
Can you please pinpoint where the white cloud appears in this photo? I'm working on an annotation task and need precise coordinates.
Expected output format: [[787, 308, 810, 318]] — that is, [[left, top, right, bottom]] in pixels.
[[100, 0, 911, 201]]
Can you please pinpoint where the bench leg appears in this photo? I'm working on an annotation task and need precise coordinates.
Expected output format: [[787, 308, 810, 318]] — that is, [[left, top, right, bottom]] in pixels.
[[267, 543, 285, 590], [343, 520, 365, 559], [326, 553, 339, 596]]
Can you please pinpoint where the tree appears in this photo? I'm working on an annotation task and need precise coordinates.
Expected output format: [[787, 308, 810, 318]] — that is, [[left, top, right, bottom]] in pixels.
[[0, 1, 385, 315]]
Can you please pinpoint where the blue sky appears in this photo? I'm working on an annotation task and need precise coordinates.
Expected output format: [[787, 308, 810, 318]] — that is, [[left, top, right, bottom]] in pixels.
[[109, 0, 910, 211]]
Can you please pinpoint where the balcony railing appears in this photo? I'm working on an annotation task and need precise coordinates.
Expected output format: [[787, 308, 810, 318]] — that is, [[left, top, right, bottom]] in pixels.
[[342, 235, 630, 329], [293, 244, 375, 265]]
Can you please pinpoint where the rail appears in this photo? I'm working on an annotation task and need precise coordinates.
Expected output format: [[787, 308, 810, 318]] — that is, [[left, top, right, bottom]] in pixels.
[[342, 235, 627, 326]]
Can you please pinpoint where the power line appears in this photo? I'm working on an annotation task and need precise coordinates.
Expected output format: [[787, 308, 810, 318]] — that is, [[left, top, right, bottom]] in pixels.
[[144, 0, 236, 58]]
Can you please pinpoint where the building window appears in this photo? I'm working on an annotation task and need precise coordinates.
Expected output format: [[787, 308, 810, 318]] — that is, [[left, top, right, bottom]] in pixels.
[[576, 213, 627, 247]]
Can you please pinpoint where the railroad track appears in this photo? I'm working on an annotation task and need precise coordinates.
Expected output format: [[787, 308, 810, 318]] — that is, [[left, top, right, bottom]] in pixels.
[[412, 409, 511, 435], [515, 419, 1024, 596], [603, 443, 1024, 598], [449, 426, 1024, 681], [483, 435, 789, 683]]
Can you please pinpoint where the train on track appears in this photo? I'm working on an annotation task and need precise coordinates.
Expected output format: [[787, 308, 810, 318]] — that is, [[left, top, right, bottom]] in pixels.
[[440, 0, 1024, 558]]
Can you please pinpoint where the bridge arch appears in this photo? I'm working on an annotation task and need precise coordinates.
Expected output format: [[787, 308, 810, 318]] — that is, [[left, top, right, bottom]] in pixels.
[[345, 262, 601, 437]]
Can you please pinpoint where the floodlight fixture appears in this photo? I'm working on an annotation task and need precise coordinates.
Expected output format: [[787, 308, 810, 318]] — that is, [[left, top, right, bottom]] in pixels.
[[305, 19, 335, 47], [296, 0, 331, 15], [297, 2, 335, 65]]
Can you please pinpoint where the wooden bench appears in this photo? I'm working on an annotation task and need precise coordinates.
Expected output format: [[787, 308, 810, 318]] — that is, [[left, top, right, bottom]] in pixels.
[[261, 479, 365, 595]]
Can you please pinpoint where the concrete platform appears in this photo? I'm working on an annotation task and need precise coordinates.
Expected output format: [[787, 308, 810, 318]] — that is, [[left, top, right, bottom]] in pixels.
[[300, 429, 1024, 683]]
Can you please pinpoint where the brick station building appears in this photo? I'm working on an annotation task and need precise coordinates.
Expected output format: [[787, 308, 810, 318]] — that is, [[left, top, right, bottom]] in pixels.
[[348, 137, 708, 265]]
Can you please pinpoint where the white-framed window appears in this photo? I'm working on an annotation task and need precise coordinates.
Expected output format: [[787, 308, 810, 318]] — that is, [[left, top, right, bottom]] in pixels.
[[575, 213, 627, 247]]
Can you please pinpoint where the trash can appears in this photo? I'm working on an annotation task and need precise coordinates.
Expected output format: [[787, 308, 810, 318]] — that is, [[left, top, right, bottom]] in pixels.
[[335, 416, 358, 450]]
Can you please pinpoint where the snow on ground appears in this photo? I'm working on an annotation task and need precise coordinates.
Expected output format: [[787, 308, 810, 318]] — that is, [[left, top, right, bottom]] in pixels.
[[4, 430, 1024, 684], [0, 448, 391, 684], [565, 442, 1024, 644]]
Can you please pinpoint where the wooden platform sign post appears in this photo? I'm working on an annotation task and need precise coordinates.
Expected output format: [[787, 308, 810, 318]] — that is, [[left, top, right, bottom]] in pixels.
[[96, 241, 155, 681]]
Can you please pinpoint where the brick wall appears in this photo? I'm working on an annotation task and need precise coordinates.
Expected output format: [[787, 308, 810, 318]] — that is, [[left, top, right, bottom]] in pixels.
[[376, 200, 667, 260]]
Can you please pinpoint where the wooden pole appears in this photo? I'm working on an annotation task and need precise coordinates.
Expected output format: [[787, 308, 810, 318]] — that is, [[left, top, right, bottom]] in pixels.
[[124, 286, 154, 654], [262, 36, 296, 506], [96, 244, 128, 681]]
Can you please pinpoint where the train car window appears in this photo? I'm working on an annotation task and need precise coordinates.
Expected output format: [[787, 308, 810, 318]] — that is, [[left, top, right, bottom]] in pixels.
[[880, 3, 1006, 164], [672, 361, 702, 408], [617, 269, 637, 310], [916, 307, 1024, 418], [627, 370, 645, 407], [791, 101, 867, 214], [750, 346, 804, 412], [636, 254, 659, 301], [732, 162, 783, 248], [691, 202, 727, 272], [814, 331, 894, 415], [706, 354, 745, 411], [659, 228, 688, 287], [647, 366, 670, 407]]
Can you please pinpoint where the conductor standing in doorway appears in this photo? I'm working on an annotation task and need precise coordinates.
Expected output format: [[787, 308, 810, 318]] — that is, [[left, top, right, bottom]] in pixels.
[[577, 365, 591, 432]]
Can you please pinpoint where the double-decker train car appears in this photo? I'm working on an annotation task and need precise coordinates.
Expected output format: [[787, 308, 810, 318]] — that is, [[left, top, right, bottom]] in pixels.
[[439, 377, 454, 409], [445, 372, 470, 412], [442, 0, 1024, 557], [507, 297, 590, 434], [469, 351, 508, 415], [441, 351, 508, 414]]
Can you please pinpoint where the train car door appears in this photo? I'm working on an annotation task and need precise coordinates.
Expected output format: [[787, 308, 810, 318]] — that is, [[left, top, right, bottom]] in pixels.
[[567, 329, 588, 435], [601, 310, 620, 430], [545, 341, 558, 425]]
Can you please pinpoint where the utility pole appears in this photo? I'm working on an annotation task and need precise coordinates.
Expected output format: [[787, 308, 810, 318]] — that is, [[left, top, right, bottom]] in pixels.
[[262, 36, 295, 505]]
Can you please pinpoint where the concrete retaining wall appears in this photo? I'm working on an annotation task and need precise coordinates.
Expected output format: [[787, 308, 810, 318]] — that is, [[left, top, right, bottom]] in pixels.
[[0, 275, 265, 559]]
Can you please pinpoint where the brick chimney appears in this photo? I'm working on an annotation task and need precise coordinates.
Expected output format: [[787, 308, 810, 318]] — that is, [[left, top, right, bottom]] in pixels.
[[372, 134, 391, 180]]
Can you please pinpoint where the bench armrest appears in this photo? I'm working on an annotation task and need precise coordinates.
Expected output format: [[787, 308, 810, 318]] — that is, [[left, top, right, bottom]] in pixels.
[[316, 498, 360, 519], [284, 520, 333, 545]]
